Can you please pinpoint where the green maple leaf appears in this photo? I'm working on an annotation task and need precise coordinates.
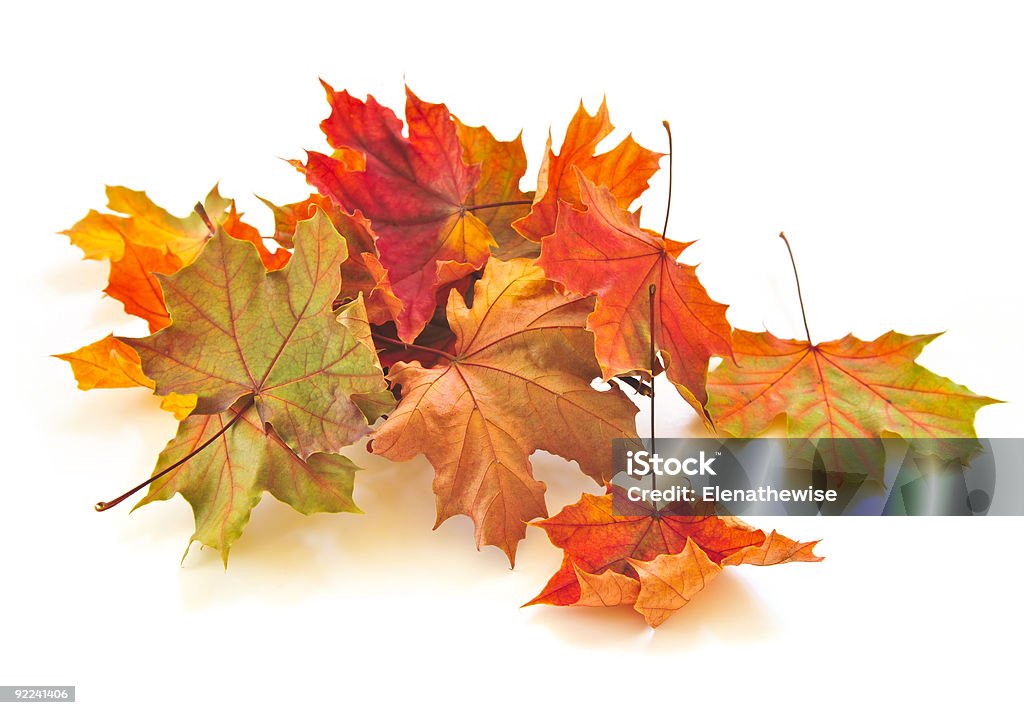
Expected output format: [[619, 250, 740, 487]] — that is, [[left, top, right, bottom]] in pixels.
[[138, 399, 363, 562], [122, 209, 393, 560], [124, 208, 393, 459]]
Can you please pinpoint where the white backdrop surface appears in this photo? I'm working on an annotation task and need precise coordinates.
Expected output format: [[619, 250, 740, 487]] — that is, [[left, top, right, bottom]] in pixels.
[[2, 2, 1023, 712]]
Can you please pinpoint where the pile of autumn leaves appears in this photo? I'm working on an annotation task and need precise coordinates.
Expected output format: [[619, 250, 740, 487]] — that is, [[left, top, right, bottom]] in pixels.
[[58, 83, 996, 628]]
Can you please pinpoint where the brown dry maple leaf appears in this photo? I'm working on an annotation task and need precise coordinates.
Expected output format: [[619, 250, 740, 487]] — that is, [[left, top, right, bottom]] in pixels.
[[527, 489, 821, 627], [512, 98, 663, 242], [369, 258, 641, 564], [538, 169, 733, 420]]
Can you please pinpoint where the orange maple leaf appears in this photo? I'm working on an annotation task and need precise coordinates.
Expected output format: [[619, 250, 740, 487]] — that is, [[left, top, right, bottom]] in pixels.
[[512, 98, 663, 242], [528, 489, 821, 627], [55, 335, 196, 420], [538, 169, 733, 419], [63, 186, 286, 331], [453, 118, 536, 259]]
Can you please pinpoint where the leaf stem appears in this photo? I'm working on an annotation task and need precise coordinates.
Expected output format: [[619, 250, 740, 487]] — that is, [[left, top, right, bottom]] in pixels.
[[462, 199, 534, 212], [371, 332, 458, 361], [649, 284, 657, 499], [647, 118, 673, 509], [94, 396, 255, 512], [614, 375, 652, 397], [778, 231, 813, 345], [194, 202, 215, 235], [660, 121, 673, 239]]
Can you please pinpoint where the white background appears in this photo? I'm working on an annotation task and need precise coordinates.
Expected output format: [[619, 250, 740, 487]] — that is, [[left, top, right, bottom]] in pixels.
[[3, 2, 1023, 712]]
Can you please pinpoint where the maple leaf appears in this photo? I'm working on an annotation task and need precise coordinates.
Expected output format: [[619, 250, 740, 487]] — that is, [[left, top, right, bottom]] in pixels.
[[157, 393, 199, 422], [453, 118, 536, 259], [59, 187, 289, 420], [706, 329, 1000, 467], [56, 334, 155, 391], [538, 170, 732, 418], [527, 490, 821, 627], [61, 186, 220, 331], [62, 185, 228, 265], [261, 193, 330, 249], [512, 98, 663, 242], [137, 398, 362, 563], [369, 258, 641, 564], [220, 201, 291, 271], [55, 335, 196, 419], [705, 233, 999, 472], [302, 83, 524, 342], [62, 186, 285, 331], [261, 193, 400, 325], [123, 208, 393, 459]]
